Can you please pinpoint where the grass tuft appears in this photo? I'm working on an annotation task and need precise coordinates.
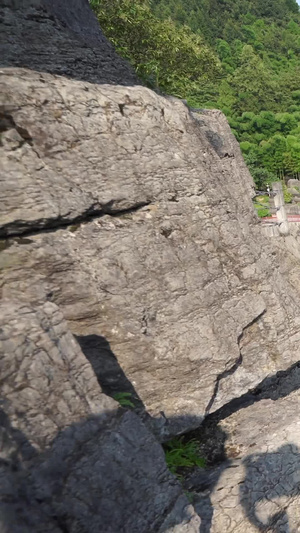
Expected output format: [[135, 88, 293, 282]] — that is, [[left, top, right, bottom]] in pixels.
[[163, 436, 205, 477], [113, 392, 135, 408]]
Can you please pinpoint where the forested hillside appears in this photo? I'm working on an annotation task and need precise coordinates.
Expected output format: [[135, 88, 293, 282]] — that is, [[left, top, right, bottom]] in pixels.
[[91, 0, 300, 187]]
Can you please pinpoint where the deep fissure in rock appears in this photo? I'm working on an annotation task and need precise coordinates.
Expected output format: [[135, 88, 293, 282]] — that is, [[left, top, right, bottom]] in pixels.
[[182, 356, 300, 472], [0, 200, 151, 239], [205, 309, 266, 415]]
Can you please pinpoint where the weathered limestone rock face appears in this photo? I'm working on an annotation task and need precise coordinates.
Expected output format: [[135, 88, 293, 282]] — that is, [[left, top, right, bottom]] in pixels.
[[2, 65, 300, 436], [2, 1, 300, 440], [2, 0, 300, 531], [0, 0, 138, 85], [186, 368, 300, 532], [0, 2, 203, 531], [0, 299, 200, 532]]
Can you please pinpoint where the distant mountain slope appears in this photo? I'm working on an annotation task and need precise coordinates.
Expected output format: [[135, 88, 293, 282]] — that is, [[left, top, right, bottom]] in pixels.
[[151, 0, 300, 45], [151, 0, 300, 185], [91, 0, 300, 185]]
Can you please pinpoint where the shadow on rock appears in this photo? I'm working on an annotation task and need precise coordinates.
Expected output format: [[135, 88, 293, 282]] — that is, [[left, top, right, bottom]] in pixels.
[[208, 361, 300, 426], [0, 405, 204, 532], [75, 333, 231, 533], [4, 323, 300, 532], [182, 417, 229, 533], [2, 354, 300, 532], [240, 444, 300, 533], [76, 333, 145, 408], [76, 333, 205, 440], [1, 0, 139, 87], [74, 334, 300, 533], [184, 437, 300, 533]]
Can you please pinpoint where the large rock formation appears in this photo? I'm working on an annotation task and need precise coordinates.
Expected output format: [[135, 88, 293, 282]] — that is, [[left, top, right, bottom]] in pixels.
[[0, 0, 138, 85], [0, 299, 200, 532], [1, 0, 300, 531], [2, 66, 300, 436]]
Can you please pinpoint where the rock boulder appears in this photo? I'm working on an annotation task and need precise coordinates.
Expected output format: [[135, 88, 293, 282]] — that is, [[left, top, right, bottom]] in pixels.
[[2, 0, 300, 531], [2, 65, 300, 435]]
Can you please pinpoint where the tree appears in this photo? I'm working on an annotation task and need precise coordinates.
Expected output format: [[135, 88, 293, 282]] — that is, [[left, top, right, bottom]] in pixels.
[[90, 0, 220, 98], [230, 45, 277, 114], [92, 0, 300, 186]]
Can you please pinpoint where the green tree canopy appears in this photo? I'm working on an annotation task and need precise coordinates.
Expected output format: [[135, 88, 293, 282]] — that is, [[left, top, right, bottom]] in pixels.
[[91, 0, 221, 97], [91, 0, 300, 184]]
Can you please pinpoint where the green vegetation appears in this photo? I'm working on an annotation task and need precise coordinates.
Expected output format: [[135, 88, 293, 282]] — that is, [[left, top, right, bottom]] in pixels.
[[253, 194, 271, 217], [91, 0, 300, 188], [255, 206, 271, 218], [283, 183, 293, 203], [113, 392, 135, 408], [163, 436, 205, 477], [184, 490, 197, 504], [90, 0, 220, 98]]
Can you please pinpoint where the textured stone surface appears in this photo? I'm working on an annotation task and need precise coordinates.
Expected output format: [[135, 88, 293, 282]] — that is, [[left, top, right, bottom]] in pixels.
[[189, 384, 300, 533], [0, 299, 200, 532], [2, 65, 300, 436], [0, 299, 116, 447], [0, 0, 138, 85], [287, 179, 300, 188], [2, 0, 300, 530]]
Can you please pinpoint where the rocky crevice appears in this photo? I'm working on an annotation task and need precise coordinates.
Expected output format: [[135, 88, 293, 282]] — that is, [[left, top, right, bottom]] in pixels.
[[0, 200, 152, 238], [205, 309, 266, 415], [205, 355, 243, 416], [211, 355, 300, 424], [178, 357, 300, 532]]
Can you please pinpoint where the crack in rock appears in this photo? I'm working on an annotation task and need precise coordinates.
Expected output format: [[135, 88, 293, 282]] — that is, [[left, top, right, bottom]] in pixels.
[[205, 310, 266, 415], [0, 201, 152, 239], [205, 354, 243, 416], [203, 356, 300, 430]]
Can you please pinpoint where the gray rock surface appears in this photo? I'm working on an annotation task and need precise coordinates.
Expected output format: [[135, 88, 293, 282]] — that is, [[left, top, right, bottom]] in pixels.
[[2, 65, 300, 436], [0, 0, 138, 85], [190, 384, 300, 532], [287, 179, 300, 189], [0, 299, 200, 532], [2, 0, 300, 531]]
